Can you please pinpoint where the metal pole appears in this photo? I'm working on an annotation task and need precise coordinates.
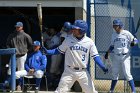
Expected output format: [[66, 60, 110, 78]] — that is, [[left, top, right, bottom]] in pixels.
[[87, 0, 91, 74], [0, 56, 1, 77], [11, 49, 16, 92], [87, 0, 91, 38]]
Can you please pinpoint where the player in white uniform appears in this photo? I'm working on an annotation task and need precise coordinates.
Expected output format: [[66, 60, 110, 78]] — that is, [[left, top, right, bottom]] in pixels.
[[105, 19, 138, 93], [42, 20, 108, 93], [60, 22, 72, 39]]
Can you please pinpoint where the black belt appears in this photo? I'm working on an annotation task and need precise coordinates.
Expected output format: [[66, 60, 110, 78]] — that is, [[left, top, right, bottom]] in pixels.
[[68, 66, 85, 70], [116, 53, 127, 56], [16, 54, 25, 57]]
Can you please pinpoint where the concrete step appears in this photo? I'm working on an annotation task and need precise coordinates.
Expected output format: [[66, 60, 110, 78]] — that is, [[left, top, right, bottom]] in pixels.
[[8, 91, 82, 93]]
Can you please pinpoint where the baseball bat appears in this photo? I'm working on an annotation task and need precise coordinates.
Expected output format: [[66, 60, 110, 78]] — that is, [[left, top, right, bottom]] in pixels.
[[37, 3, 44, 47]]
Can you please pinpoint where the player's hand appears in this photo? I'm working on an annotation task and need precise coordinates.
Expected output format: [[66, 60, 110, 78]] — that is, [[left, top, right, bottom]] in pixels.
[[41, 46, 47, 52], [131, 38, 138, 47], [104, 52, 109, 59], [56, 32, 61, 37], [61, 27, 64, 32], [102, 68, 108, 74], [29, 69, 35, 74], [130, 42, 135, 47]]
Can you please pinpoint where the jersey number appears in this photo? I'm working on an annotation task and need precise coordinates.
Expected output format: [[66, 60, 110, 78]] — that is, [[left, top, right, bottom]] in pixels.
[[82, 54, 85, 61], [122, 43, 126, 47]]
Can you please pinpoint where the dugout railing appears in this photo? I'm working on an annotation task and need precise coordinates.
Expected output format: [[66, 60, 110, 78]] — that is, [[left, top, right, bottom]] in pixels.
[[0, 48, 16, 92]]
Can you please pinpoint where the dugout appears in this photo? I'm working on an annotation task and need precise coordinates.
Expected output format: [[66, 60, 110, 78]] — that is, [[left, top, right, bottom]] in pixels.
[[0, 0, 86, 91]]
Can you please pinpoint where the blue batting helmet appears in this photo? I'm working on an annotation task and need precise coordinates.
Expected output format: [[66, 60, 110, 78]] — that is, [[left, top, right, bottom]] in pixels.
[[33, 41, 40, 46], [63, 22, 72, 32], [72, 20, 88, 34], [113, 19, 124, 28]]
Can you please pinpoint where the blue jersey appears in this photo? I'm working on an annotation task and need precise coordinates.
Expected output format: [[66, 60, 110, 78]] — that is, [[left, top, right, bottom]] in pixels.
[[25, 50, 47, 72]]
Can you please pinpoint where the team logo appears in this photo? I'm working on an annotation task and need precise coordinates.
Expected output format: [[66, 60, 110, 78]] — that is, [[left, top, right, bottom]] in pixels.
[[36, 56, 40, 60]]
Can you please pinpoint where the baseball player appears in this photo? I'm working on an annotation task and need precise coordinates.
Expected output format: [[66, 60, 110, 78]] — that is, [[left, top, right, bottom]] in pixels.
[[59, 22, 72, 40], [15, 41, 47, 92], [42, 20, 108, 93], [105, 19, 138, 93], [48, 28, 62, 75], [5, 22, 33, 87], [43, 28, 62, 88]]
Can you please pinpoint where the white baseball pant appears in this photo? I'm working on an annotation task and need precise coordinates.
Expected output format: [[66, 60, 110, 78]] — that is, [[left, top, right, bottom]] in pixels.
[[54, 66, 98, 93], [8, 53, 27, 75], [16, 70, 44, 79], [112, 54, 133, 81]]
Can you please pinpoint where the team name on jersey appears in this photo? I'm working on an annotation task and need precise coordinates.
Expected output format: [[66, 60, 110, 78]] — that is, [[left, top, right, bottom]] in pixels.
[[70, 45, 88, 53], [114, 38, 125, 42]]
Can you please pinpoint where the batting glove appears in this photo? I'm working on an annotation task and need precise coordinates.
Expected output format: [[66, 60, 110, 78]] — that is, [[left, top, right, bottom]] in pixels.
[[102, 68, 108, 74], [104, 52, 109, 59], [131, 38, 138, 47], [130, 42, 135, 47]]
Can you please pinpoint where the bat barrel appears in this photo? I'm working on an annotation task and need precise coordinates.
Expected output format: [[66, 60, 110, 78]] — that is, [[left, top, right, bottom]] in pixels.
[[37, 3, 44, 47], [37, 3, 42, 25]]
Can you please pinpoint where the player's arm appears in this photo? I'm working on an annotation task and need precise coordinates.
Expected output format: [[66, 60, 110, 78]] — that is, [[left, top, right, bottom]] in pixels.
[[41, 46, 61, 55], [36, 55, 47, 71], [24, 56, 31, 72], [93, 55, 108, 73], [105, 45, 114, 59], [6, 34, 12, 48], [42, 37, 67, 55], [90, 42, 108, 73], [26, 35, 33, 51], [128, 32, 138, 47], [105, 34, 114, 59]]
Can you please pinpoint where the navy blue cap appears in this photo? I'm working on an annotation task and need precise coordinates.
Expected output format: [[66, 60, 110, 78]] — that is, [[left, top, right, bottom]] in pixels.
[[15, 22, 23, 27], [33, 41, 40, 46]]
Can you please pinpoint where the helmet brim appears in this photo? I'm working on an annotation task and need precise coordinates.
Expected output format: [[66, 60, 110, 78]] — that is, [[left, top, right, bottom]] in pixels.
[[71, 25, 80, 30]]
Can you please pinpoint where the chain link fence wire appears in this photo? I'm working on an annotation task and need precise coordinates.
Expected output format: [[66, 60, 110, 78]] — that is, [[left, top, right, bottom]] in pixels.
[[89, 0, 140, 92]]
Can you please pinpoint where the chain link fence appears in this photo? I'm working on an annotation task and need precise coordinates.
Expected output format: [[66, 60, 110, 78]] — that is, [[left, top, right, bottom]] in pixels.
[[90, 0, 140, 93]]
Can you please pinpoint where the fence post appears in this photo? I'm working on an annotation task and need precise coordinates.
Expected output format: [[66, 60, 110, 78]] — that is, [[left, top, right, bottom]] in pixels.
[[0, 48, 16, 92], [11, 51, 16, 92]]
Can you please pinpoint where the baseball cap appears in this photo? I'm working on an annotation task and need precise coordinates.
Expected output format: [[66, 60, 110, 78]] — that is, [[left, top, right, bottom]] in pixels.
[[113, 19, 124, 28], [33, 41, 41, 46], [113, 19, 123, 26], [15, 22, 23, 27]]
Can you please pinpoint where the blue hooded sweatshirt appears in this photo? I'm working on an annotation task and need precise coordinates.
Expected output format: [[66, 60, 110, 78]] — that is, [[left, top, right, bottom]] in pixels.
[[25, 50, 47, 72]]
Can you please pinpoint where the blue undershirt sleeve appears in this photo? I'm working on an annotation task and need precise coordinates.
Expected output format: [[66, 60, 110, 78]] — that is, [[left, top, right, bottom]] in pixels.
[[109, 45, 114, 52], [43, 48, 61, 55], [94, 56, 106, 70]]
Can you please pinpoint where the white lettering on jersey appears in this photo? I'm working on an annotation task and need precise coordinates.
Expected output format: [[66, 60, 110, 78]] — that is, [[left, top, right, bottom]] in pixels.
[[70, 46, 88, 53], [111, 30, 135, 54]]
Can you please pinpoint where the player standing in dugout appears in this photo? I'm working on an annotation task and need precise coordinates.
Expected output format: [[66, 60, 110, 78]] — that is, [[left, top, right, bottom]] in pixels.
[[5, 22, 33, 90]]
